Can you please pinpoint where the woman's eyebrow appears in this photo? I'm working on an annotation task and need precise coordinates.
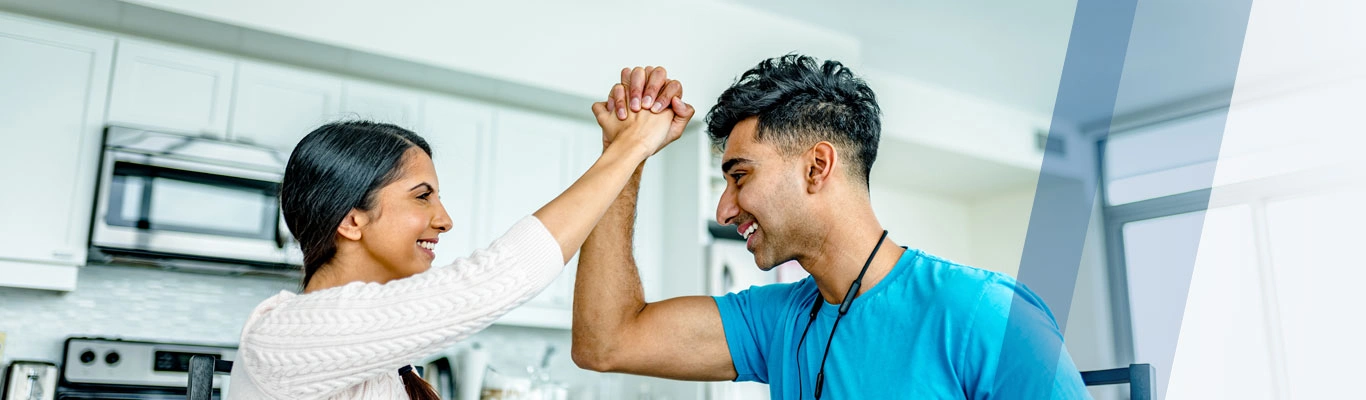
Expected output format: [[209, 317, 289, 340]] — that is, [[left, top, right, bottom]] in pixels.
[[408, 182, 433, 192]]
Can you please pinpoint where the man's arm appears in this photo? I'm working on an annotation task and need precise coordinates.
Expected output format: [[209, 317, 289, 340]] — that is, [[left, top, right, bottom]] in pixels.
[[571, 162, 737, 381]]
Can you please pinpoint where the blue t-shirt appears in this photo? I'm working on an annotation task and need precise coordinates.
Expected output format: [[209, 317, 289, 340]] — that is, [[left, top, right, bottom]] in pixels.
[[713, 248, 1091, 399]]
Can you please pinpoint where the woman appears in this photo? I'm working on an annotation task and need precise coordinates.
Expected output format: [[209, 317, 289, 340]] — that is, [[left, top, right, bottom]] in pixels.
[[226, 79, 692, 399]]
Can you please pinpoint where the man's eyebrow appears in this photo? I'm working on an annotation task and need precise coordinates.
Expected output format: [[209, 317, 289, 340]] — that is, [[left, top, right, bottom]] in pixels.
[[721, 158, 752, 174]]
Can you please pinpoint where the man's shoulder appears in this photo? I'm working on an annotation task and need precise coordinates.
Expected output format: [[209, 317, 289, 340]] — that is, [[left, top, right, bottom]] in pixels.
[[910, 250, 1057, 329], [909, 250, 1013, 297]]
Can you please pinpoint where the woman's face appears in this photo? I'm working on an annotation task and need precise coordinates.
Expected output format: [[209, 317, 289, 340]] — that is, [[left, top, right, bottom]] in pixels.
[[356, 147, 453, 279]]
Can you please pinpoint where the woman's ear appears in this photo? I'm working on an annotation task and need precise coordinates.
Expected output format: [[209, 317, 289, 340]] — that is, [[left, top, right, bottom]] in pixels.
[[336, 209, 368, 241], [805, 141, 837, 194]]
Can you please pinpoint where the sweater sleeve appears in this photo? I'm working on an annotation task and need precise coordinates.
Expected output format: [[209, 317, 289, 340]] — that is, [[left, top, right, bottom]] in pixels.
[[238, 215, 564, 399]]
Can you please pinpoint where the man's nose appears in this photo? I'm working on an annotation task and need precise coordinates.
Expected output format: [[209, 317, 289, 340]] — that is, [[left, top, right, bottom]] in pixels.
[[716, 184, 739, 226]]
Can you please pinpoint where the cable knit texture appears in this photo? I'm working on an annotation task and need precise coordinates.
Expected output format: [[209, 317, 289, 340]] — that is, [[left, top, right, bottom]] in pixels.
[[226, 216, 564, 399]]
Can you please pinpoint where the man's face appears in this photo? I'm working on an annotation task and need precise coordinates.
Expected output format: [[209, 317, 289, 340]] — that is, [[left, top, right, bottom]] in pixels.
[[715, 118, 813, 270]]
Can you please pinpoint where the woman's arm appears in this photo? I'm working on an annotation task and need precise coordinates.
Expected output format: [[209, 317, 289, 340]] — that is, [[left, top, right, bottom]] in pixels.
[[236, 105, 686, 400], [238, 216, 563, 399]]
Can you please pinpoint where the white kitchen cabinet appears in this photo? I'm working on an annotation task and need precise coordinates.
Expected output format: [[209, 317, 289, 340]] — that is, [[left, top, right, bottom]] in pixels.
[[340, 80, 422, 130], [0, 13, 114, 291], [482, 108, 599, 328], [486, 109, 582, 308], [418, 94, 492, 265], [229, 60, 343, 151], [106, 38, 235, 136]]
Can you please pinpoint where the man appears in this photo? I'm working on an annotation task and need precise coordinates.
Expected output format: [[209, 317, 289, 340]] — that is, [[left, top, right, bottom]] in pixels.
[[574, 55, 1091, 399]]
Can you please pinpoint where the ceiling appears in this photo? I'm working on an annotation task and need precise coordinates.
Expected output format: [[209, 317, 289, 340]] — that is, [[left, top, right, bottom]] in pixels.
[[730, 0, 1261, 128], [729, 0, 1076, 119]]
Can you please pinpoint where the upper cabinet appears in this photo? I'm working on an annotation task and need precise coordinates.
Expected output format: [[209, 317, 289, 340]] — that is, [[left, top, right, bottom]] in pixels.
[[484, 109, 590, 242], [106, 39, 235, 136], [0, 13, 115, 290], [341, 80, 422, 130], [419, 94, 493, 263], [484, 109, 597, 311], [229, 60, 343, 151]]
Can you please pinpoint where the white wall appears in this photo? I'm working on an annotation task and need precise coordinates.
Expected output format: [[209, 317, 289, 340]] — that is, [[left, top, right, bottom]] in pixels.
[[967, 188, 1037, 276], [870, 186, 975, 265]]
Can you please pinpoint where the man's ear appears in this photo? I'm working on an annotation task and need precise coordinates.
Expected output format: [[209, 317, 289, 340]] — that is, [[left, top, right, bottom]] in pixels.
[[336, 209, 368, 241], [805, 141, 837, 194]]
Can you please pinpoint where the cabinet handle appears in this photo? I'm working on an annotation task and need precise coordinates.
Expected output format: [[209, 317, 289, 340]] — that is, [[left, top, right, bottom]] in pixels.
[[52, 250, 74, 259]]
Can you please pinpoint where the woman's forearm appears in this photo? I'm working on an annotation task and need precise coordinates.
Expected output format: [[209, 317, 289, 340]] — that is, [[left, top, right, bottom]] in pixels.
[[534, 138, 649, 263]]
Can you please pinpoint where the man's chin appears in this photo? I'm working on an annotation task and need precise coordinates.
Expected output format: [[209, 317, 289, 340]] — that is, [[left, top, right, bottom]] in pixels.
[[753, 254, 790, 272]]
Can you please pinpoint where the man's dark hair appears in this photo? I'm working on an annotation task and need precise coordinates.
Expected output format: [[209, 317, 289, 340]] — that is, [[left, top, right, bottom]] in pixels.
[[705, 54, 881, 186]]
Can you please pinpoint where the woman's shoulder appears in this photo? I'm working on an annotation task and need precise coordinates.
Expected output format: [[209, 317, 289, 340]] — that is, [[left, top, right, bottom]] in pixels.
[[239, 290, 298, 336]]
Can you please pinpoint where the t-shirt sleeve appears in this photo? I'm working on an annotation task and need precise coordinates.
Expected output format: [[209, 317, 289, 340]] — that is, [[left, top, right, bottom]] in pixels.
[[958, 275, 1092, 400], [712, 281, 802, 384]]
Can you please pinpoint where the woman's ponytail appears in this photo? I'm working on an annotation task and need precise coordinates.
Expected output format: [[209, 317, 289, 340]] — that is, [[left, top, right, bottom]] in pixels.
[[399, 365, 441, 400]]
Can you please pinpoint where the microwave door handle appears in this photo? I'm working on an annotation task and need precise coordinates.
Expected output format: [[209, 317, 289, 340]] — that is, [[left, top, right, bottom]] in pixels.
[[275, 216, 288, 249]]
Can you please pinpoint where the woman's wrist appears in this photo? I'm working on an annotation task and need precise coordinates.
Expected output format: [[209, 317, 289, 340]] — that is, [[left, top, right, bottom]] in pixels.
[[607, 130, 654, 161]]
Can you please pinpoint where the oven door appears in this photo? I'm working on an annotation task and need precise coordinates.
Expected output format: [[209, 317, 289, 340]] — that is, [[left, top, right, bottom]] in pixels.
[[90, 149, 297, 268], [56, 389, 207, 400]]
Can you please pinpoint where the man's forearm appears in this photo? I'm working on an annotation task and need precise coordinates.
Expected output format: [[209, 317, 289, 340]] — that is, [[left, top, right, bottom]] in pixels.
[[572, 162, 646, 364]]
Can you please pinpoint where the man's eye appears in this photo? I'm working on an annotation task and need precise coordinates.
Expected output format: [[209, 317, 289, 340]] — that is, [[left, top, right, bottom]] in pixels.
[[730, 173, 745, 182]]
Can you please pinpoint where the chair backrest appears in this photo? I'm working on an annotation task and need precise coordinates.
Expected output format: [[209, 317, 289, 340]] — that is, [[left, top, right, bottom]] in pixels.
[[1081, 363, 1155, 400], [187, 355, 234, 400]]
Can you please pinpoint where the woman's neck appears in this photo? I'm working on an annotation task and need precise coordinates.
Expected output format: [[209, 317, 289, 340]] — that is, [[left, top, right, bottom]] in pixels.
[[303, 254, 396, 293]]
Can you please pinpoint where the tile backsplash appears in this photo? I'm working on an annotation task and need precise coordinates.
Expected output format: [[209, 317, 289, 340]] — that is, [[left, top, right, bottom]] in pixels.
[[0, 263, 653, 398], [0, 264, 296, 365]]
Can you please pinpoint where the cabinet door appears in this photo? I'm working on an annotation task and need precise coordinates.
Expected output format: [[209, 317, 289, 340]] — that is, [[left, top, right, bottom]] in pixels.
[[419, 94, 491, 265], [635, 143, 666, 300], [486, 109, 597, 308], [229, 61, 343, 151], [0, 14, 114, 288], [340, 80, 421, 130], [106, 38, 235, 136]]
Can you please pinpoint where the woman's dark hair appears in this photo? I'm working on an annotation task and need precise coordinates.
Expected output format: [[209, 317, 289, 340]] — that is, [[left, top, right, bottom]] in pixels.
[[705, 54, 882, 187], [279, 120, 441, 400], [399, 365, 439, 400]]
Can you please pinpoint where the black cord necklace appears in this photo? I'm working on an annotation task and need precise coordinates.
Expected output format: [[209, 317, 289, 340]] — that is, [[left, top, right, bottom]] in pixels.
[[795, 230, 888, 399]]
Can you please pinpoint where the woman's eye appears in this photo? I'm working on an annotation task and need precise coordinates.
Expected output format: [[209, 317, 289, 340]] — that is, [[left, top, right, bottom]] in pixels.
[[418, 192, 432, 200]]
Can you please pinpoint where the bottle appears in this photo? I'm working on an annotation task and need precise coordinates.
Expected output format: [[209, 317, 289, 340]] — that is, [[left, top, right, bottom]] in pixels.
[[456, 343, 490, 400]]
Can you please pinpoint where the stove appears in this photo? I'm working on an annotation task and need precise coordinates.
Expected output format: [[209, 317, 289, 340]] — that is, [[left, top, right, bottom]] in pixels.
[[56, 338, 236, 400]]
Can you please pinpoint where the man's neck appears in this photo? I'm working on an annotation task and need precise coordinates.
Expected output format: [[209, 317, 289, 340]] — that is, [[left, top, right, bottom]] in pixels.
[[798, 211, 905, 305]]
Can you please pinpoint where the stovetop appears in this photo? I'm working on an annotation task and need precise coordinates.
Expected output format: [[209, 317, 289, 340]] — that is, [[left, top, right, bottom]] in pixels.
[[55, 337, 236, 400]]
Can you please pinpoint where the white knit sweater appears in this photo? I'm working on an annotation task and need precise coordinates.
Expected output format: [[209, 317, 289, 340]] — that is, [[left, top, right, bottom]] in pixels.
[[226, 216, 564, 399]]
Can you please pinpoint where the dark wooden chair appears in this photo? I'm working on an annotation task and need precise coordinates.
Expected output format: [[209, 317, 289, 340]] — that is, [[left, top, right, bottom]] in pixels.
[[1081, 363, 1156, 400]]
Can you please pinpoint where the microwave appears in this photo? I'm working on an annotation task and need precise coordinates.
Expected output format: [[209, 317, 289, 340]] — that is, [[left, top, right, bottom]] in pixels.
[[89, 126, 302, 276]]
